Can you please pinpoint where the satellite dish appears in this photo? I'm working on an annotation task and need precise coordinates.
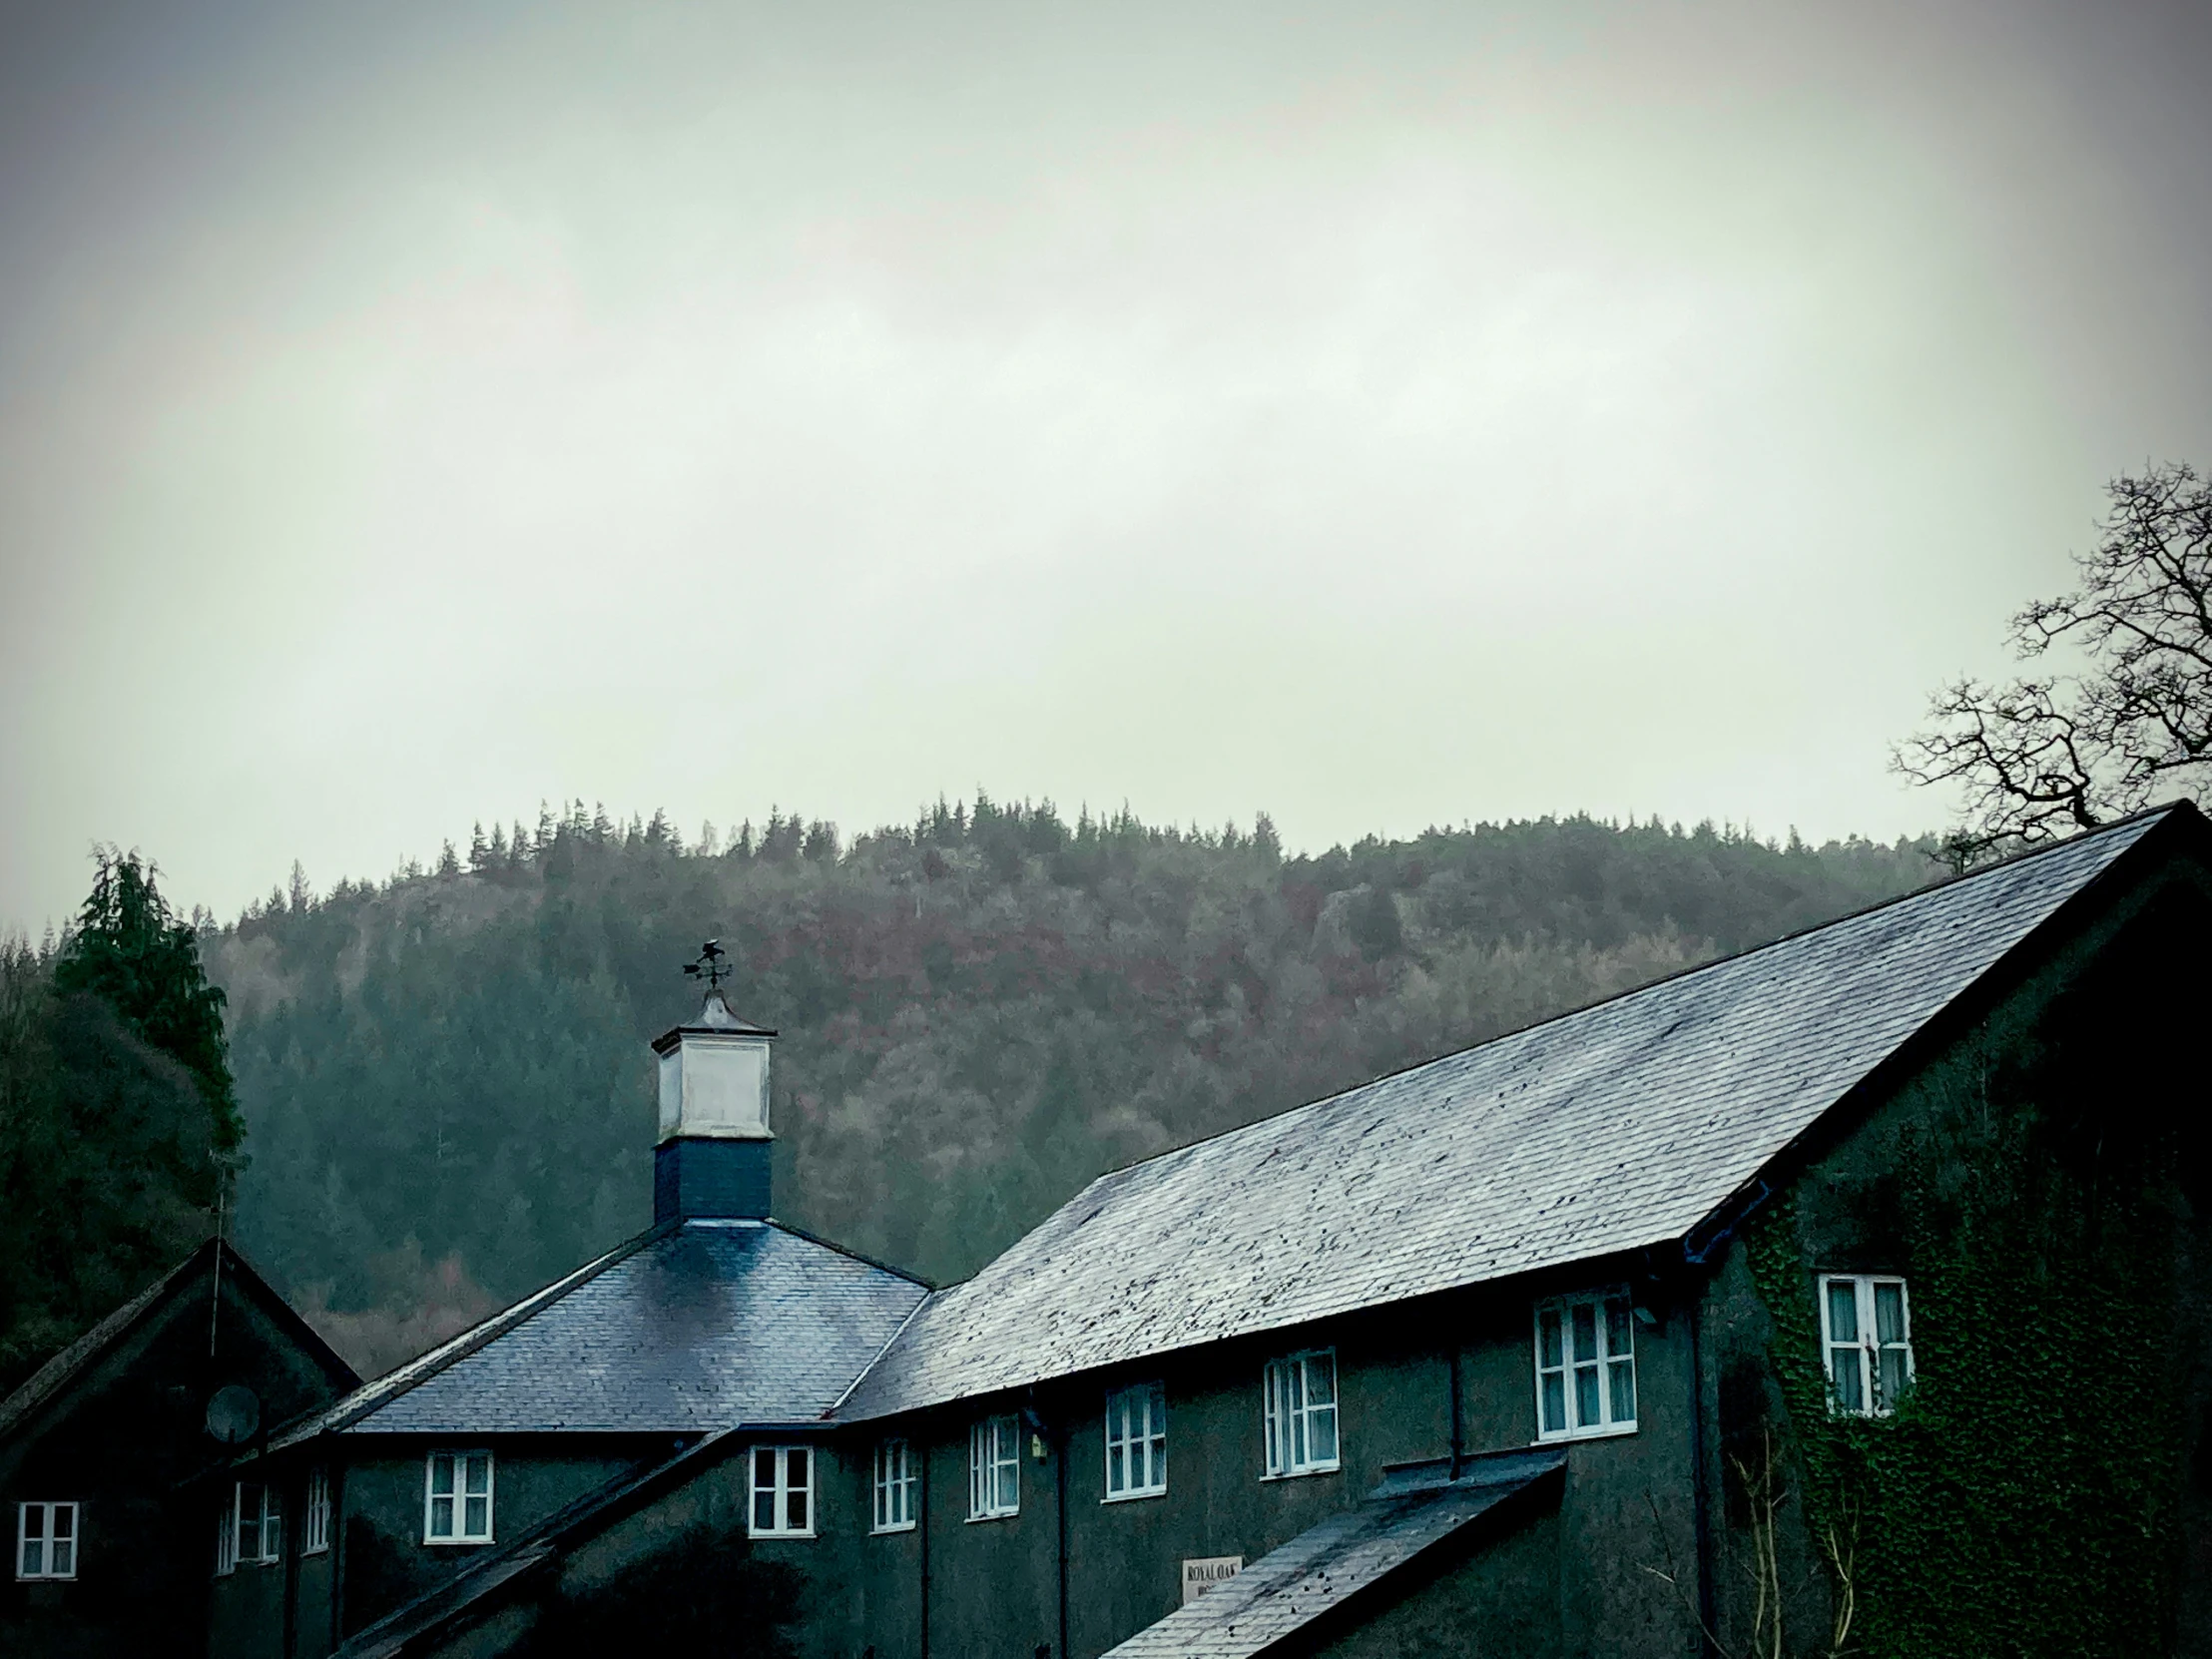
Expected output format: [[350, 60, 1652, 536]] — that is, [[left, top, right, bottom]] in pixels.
[[205, 1384, 262, 1445]]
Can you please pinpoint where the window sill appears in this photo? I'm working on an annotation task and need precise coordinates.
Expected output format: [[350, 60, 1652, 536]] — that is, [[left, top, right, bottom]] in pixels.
[[1101, 1486, 1168, 1504], [424, 1537, 496, 1547], [747, 1530, 818, 1541], [16, 1577, 77, 1585], [1534, 1421, 1638, 1444], [302, 1545, 330, 1557], [1260, 1463, 1341, 1481], [869, 1520, 917, 1535], [965, 1510, 1020, 1524]]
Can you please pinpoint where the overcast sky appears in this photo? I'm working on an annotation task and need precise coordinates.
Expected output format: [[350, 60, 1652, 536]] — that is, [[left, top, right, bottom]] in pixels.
[[3, 0, 2207, 932]]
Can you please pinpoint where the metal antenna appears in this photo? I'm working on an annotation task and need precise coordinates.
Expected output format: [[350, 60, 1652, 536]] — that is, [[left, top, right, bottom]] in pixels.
[[683, 939, 732, 991], [209, 1182, 227, 1359]]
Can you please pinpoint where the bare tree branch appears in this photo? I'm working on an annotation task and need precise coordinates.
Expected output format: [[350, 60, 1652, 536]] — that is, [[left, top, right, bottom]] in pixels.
[[1895, 461, 2211, 861]]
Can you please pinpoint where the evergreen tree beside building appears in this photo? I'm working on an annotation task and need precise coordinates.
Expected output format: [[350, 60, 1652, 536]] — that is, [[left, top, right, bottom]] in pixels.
[[0, 849, 241, 1389]]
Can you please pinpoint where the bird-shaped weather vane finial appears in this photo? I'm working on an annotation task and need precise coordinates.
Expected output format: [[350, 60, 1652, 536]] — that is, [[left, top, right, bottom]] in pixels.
[[683, 939, 732, 992]]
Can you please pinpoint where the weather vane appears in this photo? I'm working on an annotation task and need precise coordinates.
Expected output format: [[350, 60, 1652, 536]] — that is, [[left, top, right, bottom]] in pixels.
[[683, 939, 732, 991]]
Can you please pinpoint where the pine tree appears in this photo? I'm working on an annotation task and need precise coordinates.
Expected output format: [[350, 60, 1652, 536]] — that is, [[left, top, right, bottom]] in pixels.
[[54, 848, 244, 1153]]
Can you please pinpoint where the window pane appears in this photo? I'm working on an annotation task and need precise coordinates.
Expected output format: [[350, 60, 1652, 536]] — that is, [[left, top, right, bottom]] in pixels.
[[52, 1538, 73, 1576], [1826, 1282, 1859, 1344], [1609, 1358, 1636, 1423], [431, 1496, 454, 1537], [754, 1486, 777, 1531], [1830, 1347, 1864, 1412], [1574, 1366, 1600, 1427], [755, 1447, 776, 1492], [23, 1538, 43, 1575], [52, 1506, 73, 1541], [997, 1456, 1018, 1512], [1878, 1347, 1910, 1408], [1874, 1283, 1906, 1346], [1309, 1403, 1339, 1464], [787, 1479, 808, 1532], [465, 1455, 491, 1497], [1306, 1356, 1337, 1408], [464, 1496, 488, 1537], [1541, 1372, 1566, 1433], [1291, 1401, 1308, 1467], [1571, 1303, 1598, 1365], [1605, 1299, 1633, 1360], [430, 1456, 455, 1497], [1539, 1309, 1563, 1370]]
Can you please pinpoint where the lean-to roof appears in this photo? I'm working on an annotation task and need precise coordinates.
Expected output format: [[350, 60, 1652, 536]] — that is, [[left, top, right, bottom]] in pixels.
[[838, 809, 2186, 1420], [1102, 1450, 1563, 1659]]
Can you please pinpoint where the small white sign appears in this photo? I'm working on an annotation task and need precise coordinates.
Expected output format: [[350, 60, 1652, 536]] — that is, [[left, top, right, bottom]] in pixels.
[[1181, 1555, 1244, 1605]]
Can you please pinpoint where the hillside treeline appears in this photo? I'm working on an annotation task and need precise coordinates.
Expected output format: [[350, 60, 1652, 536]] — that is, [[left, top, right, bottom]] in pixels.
[[207, 801, 1940, 1374]]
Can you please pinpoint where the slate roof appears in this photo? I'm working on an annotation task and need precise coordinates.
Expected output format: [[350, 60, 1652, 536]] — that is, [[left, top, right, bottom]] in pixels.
[[840, 809, 2184, 1419], [275, 1221, 926, 1443], [1102, 1450, 1564, 1659]]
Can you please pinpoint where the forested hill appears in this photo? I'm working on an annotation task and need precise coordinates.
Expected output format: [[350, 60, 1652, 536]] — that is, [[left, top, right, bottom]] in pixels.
[[206, 802, 1940, 1374]]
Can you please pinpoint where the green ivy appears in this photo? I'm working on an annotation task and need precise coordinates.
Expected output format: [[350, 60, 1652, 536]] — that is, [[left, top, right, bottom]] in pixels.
[[1743, 1045, 2187, 1659]]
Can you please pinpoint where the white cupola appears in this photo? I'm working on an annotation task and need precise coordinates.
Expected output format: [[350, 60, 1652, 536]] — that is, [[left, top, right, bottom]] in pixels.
[[653, 987, 776, 1144], [650, 946, 779, 1225]]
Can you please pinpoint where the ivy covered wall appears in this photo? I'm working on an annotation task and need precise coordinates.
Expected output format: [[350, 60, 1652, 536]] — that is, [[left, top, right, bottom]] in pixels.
[[1729, 875, 2212, 1659]]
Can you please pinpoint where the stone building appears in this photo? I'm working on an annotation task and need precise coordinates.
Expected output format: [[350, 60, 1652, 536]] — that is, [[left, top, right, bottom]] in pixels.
[[0, 1239, 358, 1657], [156, 806, 2212, 1653]]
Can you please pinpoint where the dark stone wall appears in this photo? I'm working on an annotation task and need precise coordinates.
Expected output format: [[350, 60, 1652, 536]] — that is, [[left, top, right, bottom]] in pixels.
[[826, 1277, 1700, 1659], [328, 1442, 647, 1638]]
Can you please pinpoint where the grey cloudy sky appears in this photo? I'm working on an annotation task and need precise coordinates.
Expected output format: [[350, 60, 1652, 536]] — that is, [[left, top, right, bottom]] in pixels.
[[3, 0, 2208, 931]]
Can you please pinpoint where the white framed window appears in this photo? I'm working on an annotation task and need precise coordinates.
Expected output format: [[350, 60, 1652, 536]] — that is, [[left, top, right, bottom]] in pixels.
[[215, 1500, 237, 1577], [17, 1502, 77, 1581], [749, 1446, 815, 1537], [968, 1414, 1021, 1519], [1534, 1292, 1637, 1440], [424, 1451, 494, 1544], [302, 1467, 331, 1555], [1262, 1350, 1340, 1477], [1820, 1275, 1914, 1416], [234, 1482, 281, 1566], [1104, 1382, 1168, 1500], [872, 1439, 916, 1533]]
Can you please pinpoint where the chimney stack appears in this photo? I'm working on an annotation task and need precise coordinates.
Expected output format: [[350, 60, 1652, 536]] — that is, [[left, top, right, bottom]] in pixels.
[[651, 986, 777, 1225]]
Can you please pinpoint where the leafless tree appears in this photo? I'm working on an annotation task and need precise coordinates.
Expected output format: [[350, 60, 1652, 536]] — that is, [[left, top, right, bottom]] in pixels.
[[1896, 462, 2212, 864], [1647, 1428, 1859, 1659]]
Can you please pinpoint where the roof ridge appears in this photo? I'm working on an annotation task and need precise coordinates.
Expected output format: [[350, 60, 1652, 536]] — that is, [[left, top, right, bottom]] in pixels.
[[762, 1217, 934, 1289]]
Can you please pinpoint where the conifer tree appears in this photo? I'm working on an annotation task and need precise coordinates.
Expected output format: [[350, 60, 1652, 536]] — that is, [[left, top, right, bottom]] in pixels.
[[54, 848, 244, 1153]]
